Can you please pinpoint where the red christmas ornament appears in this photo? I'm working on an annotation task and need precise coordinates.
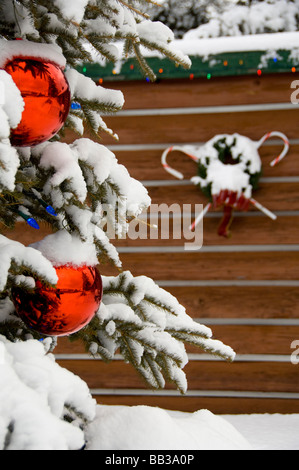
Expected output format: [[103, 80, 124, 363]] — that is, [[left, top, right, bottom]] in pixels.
[[4, 57, 71, 147], [12, 265, 103, 337]]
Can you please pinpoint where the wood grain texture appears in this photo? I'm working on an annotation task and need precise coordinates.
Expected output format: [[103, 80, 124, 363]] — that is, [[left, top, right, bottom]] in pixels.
[[7, 71, 299, 414], [1, 222, 52, 246], [145, 182, 299, 211], [115, 215, 299, 247], [188, 325, 299, 355], [56, 359, 299, 393], [104, 74, 297, 110], [54, 325, 299, 356], [100, 109, 299, 145], [4, 215, 299, 250], [113, 145, 299, 182], [93, 395, 299, 415], [164, 286, 299, 319], [100, 251, 299, 281]]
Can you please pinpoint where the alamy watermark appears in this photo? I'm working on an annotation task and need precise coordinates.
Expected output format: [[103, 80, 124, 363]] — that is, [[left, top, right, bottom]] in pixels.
[[290, 340, 299, 365], [289, 83, 299, 364], [291, 80, 299, 104], [100, 201, 204, 251]]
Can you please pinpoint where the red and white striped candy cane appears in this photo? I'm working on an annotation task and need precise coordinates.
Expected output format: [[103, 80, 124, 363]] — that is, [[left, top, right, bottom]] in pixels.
[[256, 131, 290, 167], [161, 145, 211, 230], [161, 145, 198, 180]]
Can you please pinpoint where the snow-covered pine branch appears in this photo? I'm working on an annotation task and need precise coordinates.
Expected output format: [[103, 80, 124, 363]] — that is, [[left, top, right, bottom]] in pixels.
[[65, 69, 124, 140], [0, 0, 190, 77], [26, 138, 151, 266], [0, 0, 239, 451], [0, 335, 96, 450], [73, 271, 236, 393], [153, 0, 299, 40], [0, 235, 58, 293], [0, 69, 23, 201]]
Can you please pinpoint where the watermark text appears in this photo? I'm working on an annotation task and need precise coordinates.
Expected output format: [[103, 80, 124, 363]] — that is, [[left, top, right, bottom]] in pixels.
[[100, 200, 204, 251], [291, 340, 299, 365], [291, 80, 299, 104]]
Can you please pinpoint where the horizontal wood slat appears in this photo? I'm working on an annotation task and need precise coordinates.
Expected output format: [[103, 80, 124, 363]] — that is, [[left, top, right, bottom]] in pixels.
[[49, 287, 299, 349], [112, 145, 299, 181], [101, 109, 299, 145], [7, 70, 299, 414], [54, 325, 298, 355], [189, 325, 299, 355], [69, 73, 299, 413], [1, 222, 52, 247], [55, 338, 86, 355], [93, 395, 299, 415], [146, 182, 299, 211], [2, 205, 299, 249], [100, 251, 299, 281], [106, 74, 297, 110], [56, 359, 299, 393], [115, 215, 299, 247], [165, 286, 299, 319]]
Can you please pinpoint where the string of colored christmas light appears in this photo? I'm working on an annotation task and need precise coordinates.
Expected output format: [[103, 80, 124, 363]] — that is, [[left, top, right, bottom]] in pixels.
[[11, 207, 40, 230], [93, 58, 297, 84], [23, 190, 58, 217], [71, 102, 81, 110]]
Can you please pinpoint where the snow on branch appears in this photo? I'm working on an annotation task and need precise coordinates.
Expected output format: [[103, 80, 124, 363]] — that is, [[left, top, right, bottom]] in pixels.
[[65, 69, 125, 139], [183, 0, 299, 40], [27, 139, 150, 266], [0, 39, 66, 69], [74, 271, 235, 393], [0, 70, 24, 193], [0, 1, 191, 80], [0, 235, 58, 292], [136, 20, 191, 69], [0, 335, 96, 450], [0, 2, 192, 143], [37, 137, 151, 216]]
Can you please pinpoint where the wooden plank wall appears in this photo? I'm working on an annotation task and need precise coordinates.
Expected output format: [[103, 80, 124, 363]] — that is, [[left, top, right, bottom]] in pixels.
[[8, 72, 299, 414]]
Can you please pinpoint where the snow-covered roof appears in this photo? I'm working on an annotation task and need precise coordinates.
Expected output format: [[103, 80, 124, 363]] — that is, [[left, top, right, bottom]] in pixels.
[[80, 31, 299, 82], [171, 31, 299, 59]]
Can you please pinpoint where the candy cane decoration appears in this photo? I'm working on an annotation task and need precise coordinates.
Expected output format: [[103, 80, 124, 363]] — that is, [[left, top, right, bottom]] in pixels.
[[249, 198, 277, 221], [161, 145, 198, 180], [256, 131, 290, 167], [189, 202, 212, 232], [161, 132, 289, 234]]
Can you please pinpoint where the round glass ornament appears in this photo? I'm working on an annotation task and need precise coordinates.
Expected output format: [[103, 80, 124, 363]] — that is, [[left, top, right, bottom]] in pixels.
[[12, 265, 103, 337], [4, 57, 71, 147]]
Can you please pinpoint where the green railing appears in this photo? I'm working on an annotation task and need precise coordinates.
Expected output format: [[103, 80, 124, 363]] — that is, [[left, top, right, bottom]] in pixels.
[[77, 49, 297, 82]]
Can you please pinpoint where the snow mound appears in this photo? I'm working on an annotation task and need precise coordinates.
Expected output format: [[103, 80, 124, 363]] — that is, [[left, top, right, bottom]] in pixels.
[[224, 413, 299, 451], [85, 405, 252, 450], [0, 336, 96, 450]]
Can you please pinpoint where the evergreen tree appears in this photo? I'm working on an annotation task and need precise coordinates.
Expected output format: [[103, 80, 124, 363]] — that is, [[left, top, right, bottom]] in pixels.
[[150, 0, 299, 39], [148, 0, 226, 39], [0, 0, 235, 449]]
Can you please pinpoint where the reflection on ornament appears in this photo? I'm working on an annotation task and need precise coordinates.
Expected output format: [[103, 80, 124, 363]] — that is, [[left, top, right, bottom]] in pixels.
[[4, 58, 71, 147], [12, 265, 103, 336]]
